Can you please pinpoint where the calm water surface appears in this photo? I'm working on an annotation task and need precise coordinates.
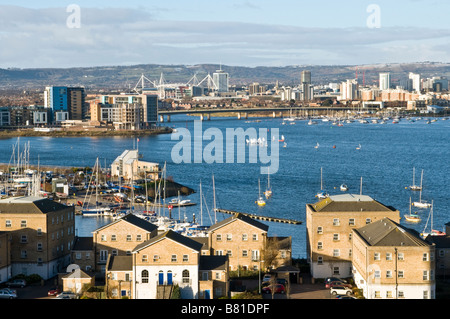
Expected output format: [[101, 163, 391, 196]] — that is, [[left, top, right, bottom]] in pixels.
[[0, 115, 448, 258]]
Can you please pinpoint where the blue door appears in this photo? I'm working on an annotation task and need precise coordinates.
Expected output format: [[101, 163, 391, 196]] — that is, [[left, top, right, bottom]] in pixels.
[[167, 272, 173, 285], [204, 290, 211, 299], [158, 271, 164, 285]]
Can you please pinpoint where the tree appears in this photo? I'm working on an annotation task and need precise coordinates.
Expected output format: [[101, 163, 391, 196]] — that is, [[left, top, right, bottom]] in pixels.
[[263, 237, 280, 271]]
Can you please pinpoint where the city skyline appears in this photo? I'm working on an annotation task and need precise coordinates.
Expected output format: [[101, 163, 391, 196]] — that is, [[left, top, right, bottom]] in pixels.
[[1, 1, 450, 69]]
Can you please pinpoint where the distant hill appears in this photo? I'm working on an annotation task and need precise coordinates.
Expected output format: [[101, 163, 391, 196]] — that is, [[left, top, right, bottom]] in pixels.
[[1, 62, 450, 90]]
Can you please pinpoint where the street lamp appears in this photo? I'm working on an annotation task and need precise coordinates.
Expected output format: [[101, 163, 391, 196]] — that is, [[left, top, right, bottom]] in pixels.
[[258, 257, 264, 294]]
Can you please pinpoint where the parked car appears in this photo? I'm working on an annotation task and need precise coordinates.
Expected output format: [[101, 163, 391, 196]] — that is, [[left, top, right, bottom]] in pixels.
[[55, 291, 77, 299], [262, 274, 272, 282], [262, 284, 286, 294], [6, 279, 27, 288], [326, 280, 352, 289], [325, 277, 347, 285], [48, 287, 62, 296], [0, 288, 17, 299], [330, 286, 353, 296]]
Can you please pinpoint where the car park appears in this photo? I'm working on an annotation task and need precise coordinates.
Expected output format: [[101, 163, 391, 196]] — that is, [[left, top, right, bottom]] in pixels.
[[262, 284, 286, 294], [330, 286, 353, 296], [6, 279, 27, 288], [0, 288, 17, 299]]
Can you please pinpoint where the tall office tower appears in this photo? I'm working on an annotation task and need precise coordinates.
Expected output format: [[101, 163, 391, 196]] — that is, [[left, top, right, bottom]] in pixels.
[[409, 72, 421, 93], [213, 67, 229, 93], [301, 70, 312, 101], [379, 72, 391, 90]]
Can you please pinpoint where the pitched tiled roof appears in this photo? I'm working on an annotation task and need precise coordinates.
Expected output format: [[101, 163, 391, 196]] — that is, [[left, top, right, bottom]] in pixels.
[[107, 255, 133, 271], [309, 194, 396, 213], [199, 255, 228, 271], [0, 196, 72, 214], [93, 213, 157, 233], [133, 229, 203, 253], [353, 218, 428, 247], [208, 213, 269, 232], [72, 236, 93, 251]]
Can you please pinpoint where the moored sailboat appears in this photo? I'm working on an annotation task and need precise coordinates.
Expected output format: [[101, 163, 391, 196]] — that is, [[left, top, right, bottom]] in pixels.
[[421, 201, 446, 239], [256, 178, 266, 206], [315, 167, 329, 199], [404, 197, 421, 223], [409, 167, 422, 191], [412, 170, 431, 208]]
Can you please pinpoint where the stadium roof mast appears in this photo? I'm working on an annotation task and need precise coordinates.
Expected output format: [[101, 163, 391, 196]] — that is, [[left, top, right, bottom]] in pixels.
[[198, 73, 218, 91], [133, 73, 155, 94]]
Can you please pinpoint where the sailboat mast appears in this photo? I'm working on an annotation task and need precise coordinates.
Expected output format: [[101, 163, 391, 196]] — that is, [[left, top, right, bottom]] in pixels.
[[95, 157, 99, 206], [360, 177, 363, 195], [419, 170, 424, 202], [200, 180, 203, 226], [212, 174, 216, 224], [320, 167, 323, 191]]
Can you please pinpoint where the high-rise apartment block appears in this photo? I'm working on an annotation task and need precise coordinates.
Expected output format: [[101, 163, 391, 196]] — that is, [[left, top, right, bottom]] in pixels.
[[301, 70, 313, 101], [379, 72, 391, 90], [94, 94, 158, 130], [213, 68, 229, 93], [409, 72, 421, 93], [44, 86, 86, 122]]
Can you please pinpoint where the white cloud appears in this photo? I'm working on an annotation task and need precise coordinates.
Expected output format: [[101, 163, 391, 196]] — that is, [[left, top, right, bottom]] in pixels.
[[0, 5, 449, 68]]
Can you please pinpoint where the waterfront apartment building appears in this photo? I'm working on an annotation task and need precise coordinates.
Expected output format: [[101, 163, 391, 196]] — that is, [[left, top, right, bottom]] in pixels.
[[110, 149, 160, 181], [0, 196, 75, 280], [0, 231, 11, 283], [132, 230, 203, 299], [0, 107, 10, 126], [423, 223, 450, 278], [206, 213, 292, 272], [44, 86, 87, 122], [306, 194, 400, 279], [104, 230, 229, 299], [92, 213, 158, 273], [70, 236, 95, 272], [99, 94, 158, 129], [352, 218, 435, 299]]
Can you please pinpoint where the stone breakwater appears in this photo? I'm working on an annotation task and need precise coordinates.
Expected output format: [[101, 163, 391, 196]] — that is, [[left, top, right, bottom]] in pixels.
[[0, 127, 173, 137]]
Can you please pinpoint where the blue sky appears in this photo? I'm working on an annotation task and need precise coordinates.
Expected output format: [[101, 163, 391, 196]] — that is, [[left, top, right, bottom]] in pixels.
[[1, 0, 449, 68]]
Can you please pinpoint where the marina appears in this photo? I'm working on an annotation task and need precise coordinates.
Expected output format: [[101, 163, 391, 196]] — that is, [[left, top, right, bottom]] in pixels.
[[0, 113, 448, 258]]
